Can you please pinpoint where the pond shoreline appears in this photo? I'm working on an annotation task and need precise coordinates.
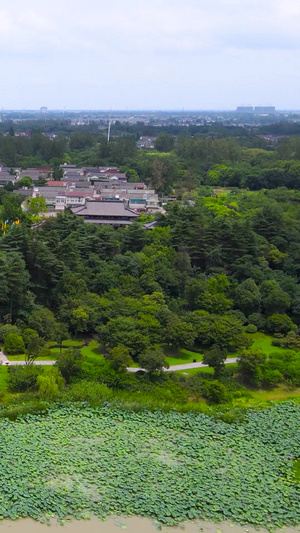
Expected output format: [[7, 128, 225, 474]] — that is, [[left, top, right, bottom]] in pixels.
[[0, 517, 299, 533]]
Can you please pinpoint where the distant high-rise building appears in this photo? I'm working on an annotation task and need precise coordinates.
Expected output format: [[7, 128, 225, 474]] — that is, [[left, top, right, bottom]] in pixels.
[[254, 106, 276, 114], [40, 107, 48, 114], [236, 106, 253, 113]]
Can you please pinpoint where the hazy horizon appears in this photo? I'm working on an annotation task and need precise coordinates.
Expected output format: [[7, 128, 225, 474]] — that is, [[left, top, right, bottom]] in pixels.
[[1, 108, 299, 113], [1, 0, 299, 110]]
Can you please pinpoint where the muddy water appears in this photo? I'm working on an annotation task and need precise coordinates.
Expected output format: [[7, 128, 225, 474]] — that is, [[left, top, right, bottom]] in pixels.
[[0, 517, 299, 533]]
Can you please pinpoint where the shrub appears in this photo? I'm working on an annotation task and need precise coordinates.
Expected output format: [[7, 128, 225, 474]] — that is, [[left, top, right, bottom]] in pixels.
[[245, 324, 257, 333], [22, 328, 39, 348], [4, 333, 25, 355], [281, 335, 300, 350], [262, 369, 283, 387], [37, 367, 65, 400], [286, 329, 297, 337], [104, 344, 133, 372], [201, 380, 229, 404], [7, 365, 41, 392], [248, 313, 266, 330], [226, 310, 248, 324], [0, 324, 20, 343], [139, 346, 169, 374], [55, 348, 83, 383], [65, 380, 112, 405], [28, 307, 56, 340], [80, 358, 119, 387], [265, 314, 296, 335], [271, 339, 283, 347]]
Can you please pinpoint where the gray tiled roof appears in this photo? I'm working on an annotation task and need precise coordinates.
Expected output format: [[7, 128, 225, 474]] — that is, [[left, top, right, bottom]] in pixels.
[[73, 200, 138, 218]]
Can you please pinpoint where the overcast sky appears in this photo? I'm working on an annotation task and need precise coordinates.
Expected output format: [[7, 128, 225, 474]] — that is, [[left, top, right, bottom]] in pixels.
[[1, 0, 299, 110]]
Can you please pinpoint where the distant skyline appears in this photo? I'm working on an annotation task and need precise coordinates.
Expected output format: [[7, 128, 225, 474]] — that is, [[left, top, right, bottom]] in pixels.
[[1, 0, 300, 110]]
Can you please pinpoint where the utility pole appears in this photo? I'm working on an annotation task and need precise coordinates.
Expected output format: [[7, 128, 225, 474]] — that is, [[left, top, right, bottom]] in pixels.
[[107, 117, 112, 143]]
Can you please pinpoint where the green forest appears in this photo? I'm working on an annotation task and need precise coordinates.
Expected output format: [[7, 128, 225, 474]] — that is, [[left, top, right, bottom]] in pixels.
[[0, 123, 299, 529], [0, 126, 300, 408]]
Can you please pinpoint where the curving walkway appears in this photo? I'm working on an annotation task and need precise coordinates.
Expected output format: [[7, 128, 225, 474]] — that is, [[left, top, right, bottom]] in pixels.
[[3, 358, 238, 371], [127, 358, 238, 372]]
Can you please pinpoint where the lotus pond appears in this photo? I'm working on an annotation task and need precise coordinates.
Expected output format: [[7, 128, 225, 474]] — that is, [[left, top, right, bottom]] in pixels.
[[0, 403, 299, 529]]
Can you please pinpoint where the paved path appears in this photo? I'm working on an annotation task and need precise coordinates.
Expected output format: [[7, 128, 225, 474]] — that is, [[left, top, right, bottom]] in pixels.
[[0, 350, 9, 365], [7, 360, 56, 366], [127, 358, 238, 372], [3, 358, 238, 371]]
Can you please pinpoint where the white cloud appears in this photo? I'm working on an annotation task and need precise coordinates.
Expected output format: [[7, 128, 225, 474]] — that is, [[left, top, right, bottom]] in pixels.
[[0, 0, 299, 108]]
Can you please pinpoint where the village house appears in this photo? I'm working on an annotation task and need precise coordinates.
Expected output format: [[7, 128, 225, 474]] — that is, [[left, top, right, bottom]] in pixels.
[[96, 187, 159, 211], [20, 168, 53, 181]]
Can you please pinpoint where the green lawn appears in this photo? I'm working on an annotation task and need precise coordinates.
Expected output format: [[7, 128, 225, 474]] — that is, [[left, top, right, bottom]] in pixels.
[[7, 339, 84, 361], [50, 339, 84, 357], [163, 345, 203, 366], [249, 332, 291, 354], [81, 340, 104, 362], [0, 366, 8, 390], [7, 353, 57, 361], [173, 363, 238, 376], [174, 366, 214, 376]]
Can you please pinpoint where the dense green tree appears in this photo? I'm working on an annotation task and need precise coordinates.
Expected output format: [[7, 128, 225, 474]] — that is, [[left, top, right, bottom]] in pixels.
[[187, 311, 244, 350], [155, 134, 175, 152], [7, 365, 41, 392], [98, 317, 149, 359], [16, 176, 32, 188], [0, 324, 19, 343], [202, 345, 227, 376], [265, 314, 296, 335], [22, 327, 39, 347], [260, 280, 290, 316], [164, 317, 196, 348], [28, 307, 57, 340], [138, 346, 169, 374], [37, 367, 64, 399], [27, 197, 48, 215], [3, 333, 25, 354], [234, 279, 261, 315], [55, 348, 83, 383], [2, 193, 22, 222], [104, 345, 133, 372], [237, 348, 266, 385]]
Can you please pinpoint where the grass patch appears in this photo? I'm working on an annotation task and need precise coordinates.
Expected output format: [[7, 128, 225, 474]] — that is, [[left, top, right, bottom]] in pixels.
[[163, 345, 203, 366], [0, 366, 8, 390], [174, 366, 214, 376], [250, 385, 300, 401], [7, 353, 57, 361], [50, 339, 84, 357], [164, 333, 290, 368], [250, 332, 292, 355], [173, 363, 238, 376], [81, 340, 103, 362]]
